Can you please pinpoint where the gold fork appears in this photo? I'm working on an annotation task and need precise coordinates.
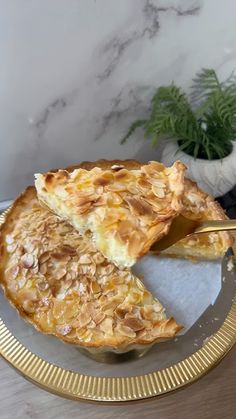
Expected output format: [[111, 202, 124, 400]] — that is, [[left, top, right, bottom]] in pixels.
[[150, 215, 236, 253]]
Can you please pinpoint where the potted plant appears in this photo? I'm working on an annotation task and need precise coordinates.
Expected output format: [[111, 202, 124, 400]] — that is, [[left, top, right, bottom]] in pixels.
[[121, 69, 236, 197]]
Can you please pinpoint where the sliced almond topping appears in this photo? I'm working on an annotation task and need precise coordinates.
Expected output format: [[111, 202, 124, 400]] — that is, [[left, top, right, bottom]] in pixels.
[[77, 312, 92, 328], [93, 311, 106, 325], [18, 277, 27, 289], [92, 252, 104, 264], [122, 317, 144, 331], [124, 196, 154, 217], [111, 164, 124, 171], [106, 183, 127, 192], [5, 234, 14, 245], [7, 243, 17, 253], [106, 192, 123, 206], [60, 245, 77, 256], [152, 185, 165, 198], [76, 202, 92, 214], [93, 172, 114, 186], [39, 262, 48, 275], [99, 317, 113, 335], [115, 306, 131, 319], [54, 268, 67, 280], [141, 306, 155, 320], [114, 169, 132, 181], [128, 231, 145, 258], [7, 265, 20, 279], [50, 252, 71, 262], [21, 253, 34, 269], [90, 281, 101, 294], [22, 300, 36, 314], [37, 280, 49, 291], [23, 241, 35, 253], [52, 300, 64, 319], [136, 177, 152, 192], [87, 320, 96, 329], [115, 323, 136, 338], [79, 254, 92, 264], [56, 324, 72, 336]]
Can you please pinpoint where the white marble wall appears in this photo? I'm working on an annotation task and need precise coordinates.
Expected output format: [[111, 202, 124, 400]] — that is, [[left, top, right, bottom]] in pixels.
[[1, 0, 236, 200]]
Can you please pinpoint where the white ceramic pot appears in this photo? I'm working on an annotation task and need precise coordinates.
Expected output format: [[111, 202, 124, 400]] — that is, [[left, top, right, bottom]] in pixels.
[[161, 140, 236, 197]]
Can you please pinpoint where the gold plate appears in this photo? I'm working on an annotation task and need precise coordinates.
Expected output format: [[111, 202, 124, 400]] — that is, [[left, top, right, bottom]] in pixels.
[[0, 209, 236, 402]]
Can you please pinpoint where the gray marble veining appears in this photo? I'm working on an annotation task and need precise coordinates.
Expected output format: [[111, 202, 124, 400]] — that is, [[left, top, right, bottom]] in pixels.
[[1, 0, 236, 200]]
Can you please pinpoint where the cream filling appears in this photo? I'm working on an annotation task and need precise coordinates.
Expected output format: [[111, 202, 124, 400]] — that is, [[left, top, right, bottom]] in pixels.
[[35, 177, 135, 268]]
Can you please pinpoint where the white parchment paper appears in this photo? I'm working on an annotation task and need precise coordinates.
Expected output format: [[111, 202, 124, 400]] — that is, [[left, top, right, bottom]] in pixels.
[[134, 255, 222, 333]]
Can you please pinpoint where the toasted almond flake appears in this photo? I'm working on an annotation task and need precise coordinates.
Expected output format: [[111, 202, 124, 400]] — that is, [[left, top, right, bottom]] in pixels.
[[127, 183, 140, 194], [87, 320, 96, 329], [111, 164, 124, 171], [99, 317, 113, 335], [77, 313, 92, 328], [141, 306, 156, 320], [70, 270, 77, 280], [39, 262, 48, 275], [21, 253, 34, 269], [5, 234, 14, 245], [152, 185, 165, 198], [92, 253, 104, 264], [93, 311, 106, 325], [78, 282, 86, 295], [115, 323, 136, 338], [60, 245, 77, 256], [37, 280, 49, 291], [114, 169, 132, 181], [65, 272, 72, 281], [124, 196, 154, 217], [79, 254, 92, 264], [54, 268, 67, 280], [7, 243, 17, 253], [23, 241, 35, 253], [93, 172, 114, 186], [106, 192, 123, 206], [22, 300, 36, 314], [128, 231, 145, 258], [56, 324, 72, 336], [90, 281, 101, 294], [117, 220, 134, 241], [31, 265, 39, 275], [106, 183, 127, 192], [18, 277, 27, 289], [122, 317, 144, 331], [50, 252, 70, 262]]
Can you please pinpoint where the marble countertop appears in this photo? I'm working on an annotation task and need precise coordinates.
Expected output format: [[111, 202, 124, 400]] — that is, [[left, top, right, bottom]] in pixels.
[[1, 0, 236, 201]]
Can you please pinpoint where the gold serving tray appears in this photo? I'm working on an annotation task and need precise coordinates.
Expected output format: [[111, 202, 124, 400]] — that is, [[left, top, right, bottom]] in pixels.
[[0, 209, 236, 403]]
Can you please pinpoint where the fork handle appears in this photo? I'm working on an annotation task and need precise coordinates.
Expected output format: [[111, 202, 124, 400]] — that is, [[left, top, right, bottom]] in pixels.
[[195, 220, 236, 234]]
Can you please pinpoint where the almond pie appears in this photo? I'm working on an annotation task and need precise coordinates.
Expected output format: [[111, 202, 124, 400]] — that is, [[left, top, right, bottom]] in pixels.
[[0, 159, 231, 354]]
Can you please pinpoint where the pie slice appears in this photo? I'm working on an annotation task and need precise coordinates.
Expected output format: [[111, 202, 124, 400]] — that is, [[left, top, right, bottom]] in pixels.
[[0, 187, 181, 351], [161, 178, 232, 260], [64, 160, 232, 260], [34, 160, 186, 268]]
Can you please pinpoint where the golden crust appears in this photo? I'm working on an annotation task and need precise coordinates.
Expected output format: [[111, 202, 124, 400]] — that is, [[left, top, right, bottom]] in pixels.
[[0, 187, 181, 349], [35, 160, 186, 267], [64, 160, 232, 259]]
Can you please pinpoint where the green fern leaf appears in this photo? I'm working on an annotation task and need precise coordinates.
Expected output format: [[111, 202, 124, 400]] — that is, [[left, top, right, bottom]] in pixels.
[[120, 120, 146, 144]]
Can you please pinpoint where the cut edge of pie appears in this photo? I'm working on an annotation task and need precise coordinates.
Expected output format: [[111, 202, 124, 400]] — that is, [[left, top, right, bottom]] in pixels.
[[35, 160, 186, 268], [0, 187, 182, 351]]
